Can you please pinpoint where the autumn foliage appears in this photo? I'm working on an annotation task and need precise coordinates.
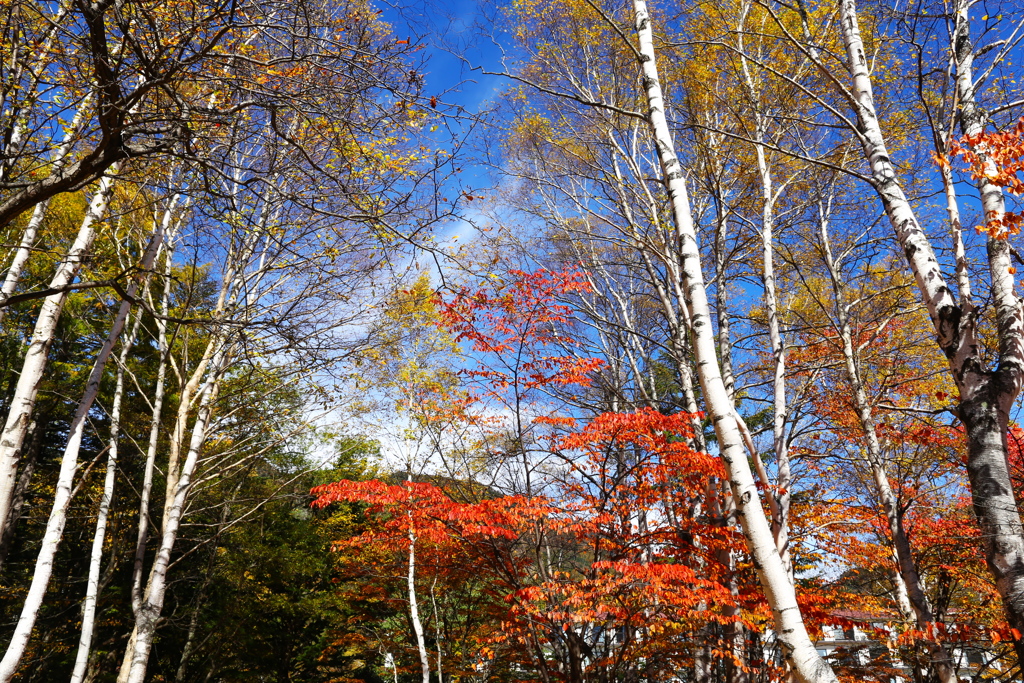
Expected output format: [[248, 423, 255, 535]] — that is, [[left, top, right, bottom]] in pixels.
[[311, 407, 751, 680], [313, 269, 759, 680], [314, 268, 1005, 681], [950, 117, 1024, 237], [437, 268, 606, 394]]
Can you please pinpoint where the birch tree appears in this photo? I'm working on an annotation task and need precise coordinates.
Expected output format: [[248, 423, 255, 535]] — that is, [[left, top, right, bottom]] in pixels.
[[626, 3, 835, 678], [0, 200, 166, 681], [817, 0, 1024, 663], [496, 0, 841, 676], [0, 163, 125, 547], [70, 196, 184, 683], [785, 170, 959, 680]]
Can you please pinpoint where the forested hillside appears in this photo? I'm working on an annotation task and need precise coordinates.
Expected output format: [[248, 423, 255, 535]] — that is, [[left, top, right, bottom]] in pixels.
[[1, 0, 1023, 681]]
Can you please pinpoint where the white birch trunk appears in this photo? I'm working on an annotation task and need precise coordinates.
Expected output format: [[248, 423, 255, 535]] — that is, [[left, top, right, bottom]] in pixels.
[[0, 93, 95, 326], [118, 177, 276, 682], [71, 199, 179, 682], [117, 342, 230, 683], [0, 424, 39, 566], [713, 206, 736, 399], [430, 578, 443, 683], [69, 306, 143, 683], [630, 3, 836, 680], [129, 236, 175, 613], [754, 149, 793, 576], [0, 164, 122, 546], [0, 219, 163, 682], [837, 0, 1024, 664], [735, 3, 795, 575], [0, 0, 72, 185], [408, 517, 432, 683], [835, 0, 962, 350], [817, 208, 956, 683]]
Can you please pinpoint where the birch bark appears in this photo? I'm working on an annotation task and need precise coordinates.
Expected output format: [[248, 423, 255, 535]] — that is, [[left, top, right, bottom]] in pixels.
[[753, 144, 793, 575], [117, 341, 231, 683], [0, 92, 94, 326], [837, 0, 1024, 663], [0, 425, 39, 567], [71, 197, 180, 683], [0, 163, 122, 545], [816, 202, 956, 683], [129, 232, 175, 613], [0, 218, 164, 682], [408, 514, 432, 683], [118, 176, 284, 682], [70, 306, 143, 683], [630, 2, 836, 679], [734, 3, 798, 574]]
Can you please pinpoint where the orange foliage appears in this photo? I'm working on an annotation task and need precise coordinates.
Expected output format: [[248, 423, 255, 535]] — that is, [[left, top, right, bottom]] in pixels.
[[438, 268, 605, 394], [950, 117, 1024, 238], [312, 408, 748, 679]]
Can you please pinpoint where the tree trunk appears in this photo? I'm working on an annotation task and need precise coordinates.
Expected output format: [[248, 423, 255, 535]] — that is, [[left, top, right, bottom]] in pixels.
[[117, 342, 230, 683], [837, 0, 1024, 665], [0, 222, 162, 682], [408, 515, 432, 683], [816, 197, 957, 683], [735, 0, 795, 576], [129, 207, 178, 613], [950, 24, 1024, 660], [713, 203, 735, 399], [753, 143, 793, 577], [119, 180, 276, 683], [630, 3, 836, 680], [70, 305, 144, 683], [0, 93, 94, 325], [0, 421, 42, 568], [0, 164, 120, 543]]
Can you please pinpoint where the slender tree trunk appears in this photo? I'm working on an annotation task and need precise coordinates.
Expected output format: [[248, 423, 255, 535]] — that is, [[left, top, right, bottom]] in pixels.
[[0, 1, 72, 185], [408, 515, 432, 683], [430, 578, 443, 683], [0, 164, 121, 543], [713, 202, 735, 398], [708, 198, 751, 683], [754, 146, 793, 577], [0, 222, 163, 682], [0, 421, 41, 568], [818, 210, 956, 683], [119, 183, 276, 683], [837, 0, 1024, 664], [117, 342, 230, 683], [0, 93, 94, 325], [129, 209, 177, 613], [630, 3, 836, 680], [174, 597, 204, 683], [735, 4, 795, 574], [70, 305, 144, 683]]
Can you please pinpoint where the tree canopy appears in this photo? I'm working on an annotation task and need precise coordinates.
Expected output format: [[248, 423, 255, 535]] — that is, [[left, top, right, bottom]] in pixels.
[[0, 0, 1023, 681]]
